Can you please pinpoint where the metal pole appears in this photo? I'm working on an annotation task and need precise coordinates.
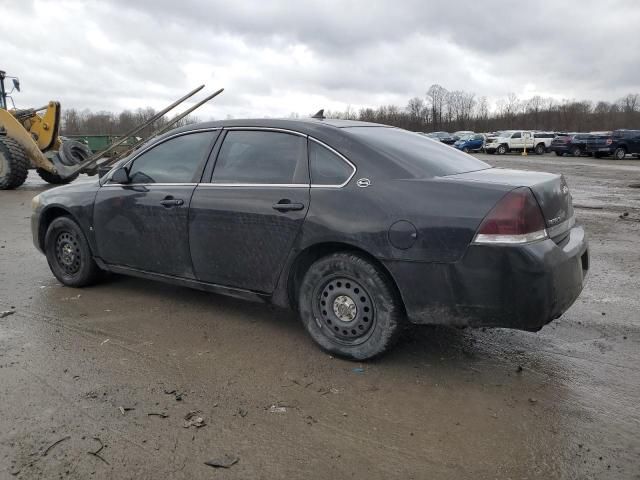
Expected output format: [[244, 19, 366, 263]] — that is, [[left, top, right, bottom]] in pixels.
[[111, 88, 224, 163], [51, 84, 205, 177]]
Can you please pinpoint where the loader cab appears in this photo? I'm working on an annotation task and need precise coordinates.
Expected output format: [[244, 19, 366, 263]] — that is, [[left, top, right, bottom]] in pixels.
[[0, 70, 20, 110]]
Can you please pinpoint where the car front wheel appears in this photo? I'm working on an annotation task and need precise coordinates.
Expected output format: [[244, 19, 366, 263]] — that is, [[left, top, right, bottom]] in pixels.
[[497, 145, 508, 155], [44, 216, 102, 287], [298, 253, 405, 360], [614, 147, 626, 160]]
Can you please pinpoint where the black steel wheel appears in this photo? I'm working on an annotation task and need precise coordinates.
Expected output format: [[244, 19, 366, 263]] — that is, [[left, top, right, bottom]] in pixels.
[[313, 276, 376, 346], [44, 216, 102, 287], [298, 252, 405, 360]]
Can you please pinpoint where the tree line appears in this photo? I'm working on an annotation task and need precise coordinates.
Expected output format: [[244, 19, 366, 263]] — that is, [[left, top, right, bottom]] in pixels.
[[325, 85, 640, 133], [60, 84, 640, 136], [61, 107, 199, 137]]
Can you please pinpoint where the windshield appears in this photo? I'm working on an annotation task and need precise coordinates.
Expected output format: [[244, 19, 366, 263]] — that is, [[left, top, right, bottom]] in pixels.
[[458, 135, 473, 141], [346, 127, 491, 178]]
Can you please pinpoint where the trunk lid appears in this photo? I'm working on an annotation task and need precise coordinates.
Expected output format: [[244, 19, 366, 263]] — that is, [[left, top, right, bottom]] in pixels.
[[443, 168, 574, 238]]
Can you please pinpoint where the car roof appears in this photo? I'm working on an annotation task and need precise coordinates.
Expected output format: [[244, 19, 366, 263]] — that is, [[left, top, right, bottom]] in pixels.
[[170, 117, 391, 136]]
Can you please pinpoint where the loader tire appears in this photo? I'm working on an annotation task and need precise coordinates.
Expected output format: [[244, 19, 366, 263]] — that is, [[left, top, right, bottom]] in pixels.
[[0, 136, 30, 190], [37, 166, 79, 185]]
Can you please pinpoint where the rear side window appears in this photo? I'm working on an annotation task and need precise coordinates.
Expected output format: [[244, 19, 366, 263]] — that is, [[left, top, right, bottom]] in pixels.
[[345, 127, 490, 178], [212, 130, 307, 184], [126, 131, 217, 184], [309, 140, 354, 186]]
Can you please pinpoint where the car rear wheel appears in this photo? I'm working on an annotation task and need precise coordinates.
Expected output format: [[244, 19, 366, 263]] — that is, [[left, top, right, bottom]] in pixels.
[[614, 147, 626, 160], [535, 143, 545, 155], [572, 146, 582, 157], [44, 216, 102, 287], [298, 253, 405, 360], [497, 144, 508, 155]]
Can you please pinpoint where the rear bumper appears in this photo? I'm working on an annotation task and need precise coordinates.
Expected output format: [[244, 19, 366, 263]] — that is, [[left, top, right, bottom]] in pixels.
[[586, 145, 614, 154], [384, 225, 588, 331]]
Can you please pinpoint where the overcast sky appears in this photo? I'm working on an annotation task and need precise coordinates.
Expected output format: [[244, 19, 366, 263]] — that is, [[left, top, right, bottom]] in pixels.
[[3, 0, 639, 120]]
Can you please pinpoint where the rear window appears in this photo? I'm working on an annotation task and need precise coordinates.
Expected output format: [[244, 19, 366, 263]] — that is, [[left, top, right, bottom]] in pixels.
[[346, 127, 490, 178]]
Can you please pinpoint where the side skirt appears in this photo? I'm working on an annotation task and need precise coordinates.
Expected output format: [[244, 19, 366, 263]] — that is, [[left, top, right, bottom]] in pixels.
[[95, 259, 271, 304]]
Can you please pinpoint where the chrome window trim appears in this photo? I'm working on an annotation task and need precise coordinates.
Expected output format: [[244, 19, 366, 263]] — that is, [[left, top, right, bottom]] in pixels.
[[198, 183, 308, 188], [223, 126, 307, 137], [103, 128, 222, 184], [308, 137, 357, 189], [101, 182, 199, 188]]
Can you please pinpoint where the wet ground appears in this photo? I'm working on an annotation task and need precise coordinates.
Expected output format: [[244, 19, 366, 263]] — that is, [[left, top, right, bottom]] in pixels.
[[1, 153, 639, 479]]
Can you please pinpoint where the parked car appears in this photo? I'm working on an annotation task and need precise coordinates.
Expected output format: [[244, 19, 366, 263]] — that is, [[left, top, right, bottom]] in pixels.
[[427, 131, 457, 145], [452, 130, 475, 141], [585, 129, 640, 159], [484, 130, 551, 155], [550, 133, 593, 157], [453, 133, 485, 153], [31, 119, 588, 360]]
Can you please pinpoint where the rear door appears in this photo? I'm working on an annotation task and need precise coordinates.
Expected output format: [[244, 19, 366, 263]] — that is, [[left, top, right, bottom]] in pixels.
[[94, 130, 219, 278], [189, 129, 310, 292]]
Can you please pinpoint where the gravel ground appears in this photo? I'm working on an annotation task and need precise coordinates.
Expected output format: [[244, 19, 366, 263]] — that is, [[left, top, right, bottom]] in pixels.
[[0, 153, 639, 479]]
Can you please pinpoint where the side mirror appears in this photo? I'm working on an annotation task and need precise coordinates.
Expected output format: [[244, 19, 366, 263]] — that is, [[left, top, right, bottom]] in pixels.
[[12, 78, 20, 92], [98, 165, 112, 179], [111, 167, 130, 184]]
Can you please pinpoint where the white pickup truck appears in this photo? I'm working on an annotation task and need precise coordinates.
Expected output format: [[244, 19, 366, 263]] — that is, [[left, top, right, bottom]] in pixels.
[[484, 131, 555, 155]]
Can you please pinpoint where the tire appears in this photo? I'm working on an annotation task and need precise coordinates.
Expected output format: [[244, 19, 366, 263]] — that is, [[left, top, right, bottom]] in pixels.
[[555, 151, 564, 157], [497, 144, 508, 155], [0, 136, 30, 190], [593, 153, 603, 158], [535, 143, 545, 155], [462, 147, 470, 153], [298, 253, 405, 360], [44, 216, 102, 287], [37, 164, 79, 184], [572, 146, 582, 157], [614, 147, 626, 160]]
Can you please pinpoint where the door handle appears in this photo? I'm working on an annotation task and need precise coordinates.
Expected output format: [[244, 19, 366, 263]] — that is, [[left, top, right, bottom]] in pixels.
[[160, 196, 184, 208], [272, 200, 305, 212]]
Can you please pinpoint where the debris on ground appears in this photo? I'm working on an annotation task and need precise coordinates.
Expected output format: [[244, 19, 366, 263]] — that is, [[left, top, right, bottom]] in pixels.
[[0, 310, 15, 319], [269, 405, 287, 413], [236, 408, 248, 418], [204, 454, 239, 469], [352, 367, 365, 374], [100, 339, 110, 345], [164, 389, 184, 401], [516, 365, 523, 373], [183, 411, 206, 428], [87, 437, 109, 464], [42, 436, 71, 456], [147, 412, 169, 418], [528, 398, 538, 404]]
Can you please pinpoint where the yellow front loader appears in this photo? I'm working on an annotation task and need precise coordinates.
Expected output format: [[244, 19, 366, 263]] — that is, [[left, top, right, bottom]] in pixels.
[[0, 70, 92, 189]]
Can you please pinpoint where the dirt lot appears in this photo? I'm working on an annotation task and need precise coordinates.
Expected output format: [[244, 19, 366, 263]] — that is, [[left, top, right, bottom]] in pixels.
[[1, 153, 639, 479]]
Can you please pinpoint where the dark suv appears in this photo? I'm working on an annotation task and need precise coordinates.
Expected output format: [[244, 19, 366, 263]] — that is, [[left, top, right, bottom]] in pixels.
[[550, 133, 593, 157], [586, 130, 640, 159]]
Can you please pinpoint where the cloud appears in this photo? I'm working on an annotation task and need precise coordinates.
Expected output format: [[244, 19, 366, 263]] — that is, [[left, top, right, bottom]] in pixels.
[[2, 0, 639, 120]]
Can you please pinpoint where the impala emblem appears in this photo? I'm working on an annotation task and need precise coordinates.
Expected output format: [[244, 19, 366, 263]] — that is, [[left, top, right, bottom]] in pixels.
[[356, 178, 371, 188]]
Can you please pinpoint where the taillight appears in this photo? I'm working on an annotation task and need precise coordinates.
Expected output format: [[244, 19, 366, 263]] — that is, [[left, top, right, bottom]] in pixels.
[[473, 187, 548, 244], [606, 138, 612, 145]]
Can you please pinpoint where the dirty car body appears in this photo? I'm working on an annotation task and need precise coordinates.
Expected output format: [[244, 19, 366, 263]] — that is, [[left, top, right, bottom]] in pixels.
[[31, 118, 589, 359]]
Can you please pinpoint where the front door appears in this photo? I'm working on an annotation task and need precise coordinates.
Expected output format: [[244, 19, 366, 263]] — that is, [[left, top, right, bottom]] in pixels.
[[94, 130, 219, 278], [189, 129, 310, 292]]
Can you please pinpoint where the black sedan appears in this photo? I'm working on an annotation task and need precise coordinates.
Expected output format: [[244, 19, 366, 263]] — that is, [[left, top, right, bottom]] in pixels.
[[31, 118, 589, 360]]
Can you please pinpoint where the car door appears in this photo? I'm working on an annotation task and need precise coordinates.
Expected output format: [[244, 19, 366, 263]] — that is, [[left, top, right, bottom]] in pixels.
[[628, 131, 640, 154], [510, 131, 522, 149], [93, 130, 219, 278], [189, 129, 310, 293]]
